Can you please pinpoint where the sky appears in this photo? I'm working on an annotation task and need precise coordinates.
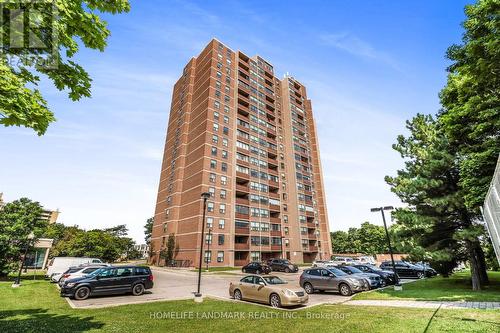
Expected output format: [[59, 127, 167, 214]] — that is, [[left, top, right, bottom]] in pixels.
[[0, 0, 472, 243]]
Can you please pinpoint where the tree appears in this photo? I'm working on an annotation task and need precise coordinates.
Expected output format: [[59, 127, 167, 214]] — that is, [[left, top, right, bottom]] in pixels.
[[330, 222, 389, 255], [144, 217, 153, 244], [330, 231, 350, 254], [386, 114, 488, 289], [166, 233, 176, 265], [0, 198, 46, 276], [439, 0, 500, 210], [0, 0, 130, 135]]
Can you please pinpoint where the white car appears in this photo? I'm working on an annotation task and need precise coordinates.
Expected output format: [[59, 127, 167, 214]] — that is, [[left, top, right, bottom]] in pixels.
[[57, 264, 109, 284], [312, 260, 335, 267], [47, 257, 103, 282]]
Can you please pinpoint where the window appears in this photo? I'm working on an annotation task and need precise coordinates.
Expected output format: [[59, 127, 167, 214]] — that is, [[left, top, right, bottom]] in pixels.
[[211, 147, 217, 156], [222, 150, 228, 159], [209, 173, 216, 183], [218, 234, 225, 245], [223, 127, 229, 135], [208, 187, 215, 197], [235, 205, 249, 215], [214, 111, 219, 120], [204, 250, 212, 263], [219, 204, 226, 214], [223, 116, 229, 124], [222, 138, 228, 147], [217, 251, 224, 263], [214, 101, 220, 109], [206, 217, 213, 228], [220, 176, 227, 185], [220, 189, 227, 199], [213, 123, 219, 132], [212, 135, 219, 144], [207, 202, 214, 212], [221, 162, 228, 172], [205, 233, 212, 245], [210, 159, 217, 169], [219, 219, 225, 229]]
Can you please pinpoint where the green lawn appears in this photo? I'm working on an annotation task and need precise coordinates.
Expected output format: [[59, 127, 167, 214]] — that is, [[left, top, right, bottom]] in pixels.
[[0, 278, 499, 333], [190, 266, 240, 272], [354, 271, 500, 302]]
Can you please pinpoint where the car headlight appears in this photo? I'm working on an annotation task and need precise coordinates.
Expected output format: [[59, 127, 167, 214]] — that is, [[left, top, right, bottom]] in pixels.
[[283, 289, 295, 297], [66, 282, 76, 288], [347, 278, 361, 285]]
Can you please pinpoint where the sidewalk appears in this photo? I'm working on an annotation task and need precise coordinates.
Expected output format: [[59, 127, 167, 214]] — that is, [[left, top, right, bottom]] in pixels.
[[344, 299, 500, 310]]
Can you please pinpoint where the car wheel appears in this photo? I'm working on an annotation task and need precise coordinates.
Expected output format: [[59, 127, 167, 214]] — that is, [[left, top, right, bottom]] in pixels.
[[417, 272, 424, 279], [269, 293, 281, 308], [233, 289, 242, 301], [339, 283, 352, 296], [132, 283, 145, 296], [74, 286, 91, 300], [256, 270, 261, 275], [303, 282, 314, 294], [284, 267, 290, 273]]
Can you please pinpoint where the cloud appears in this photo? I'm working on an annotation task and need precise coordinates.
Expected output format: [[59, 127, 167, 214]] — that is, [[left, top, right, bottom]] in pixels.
[[319, 32, 402, 71]]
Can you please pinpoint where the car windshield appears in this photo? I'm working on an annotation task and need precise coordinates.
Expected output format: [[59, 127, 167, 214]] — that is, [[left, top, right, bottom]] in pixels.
[[263, 276, 286, 285], [345, 266, 363, 274], [282, 260, 291, 265], [367, 265, 383, 271], [327, 267, 347, 276]]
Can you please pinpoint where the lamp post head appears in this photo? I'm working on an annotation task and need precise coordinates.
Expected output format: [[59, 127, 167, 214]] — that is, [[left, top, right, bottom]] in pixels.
[[370, 207, 382, 212], [201, 192, 211, 200], [383, 206, 394, 211]]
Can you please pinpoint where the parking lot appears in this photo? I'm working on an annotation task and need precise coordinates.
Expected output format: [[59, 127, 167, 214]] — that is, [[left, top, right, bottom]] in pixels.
[[66, 267, 354, 309]]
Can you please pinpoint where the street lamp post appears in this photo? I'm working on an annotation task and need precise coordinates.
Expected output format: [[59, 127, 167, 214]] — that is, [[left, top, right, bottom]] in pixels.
[[12, 232, 35, 288], [370, 206, 401, 289], [206, 228, 212, 271], [195, 192, 211, 302]]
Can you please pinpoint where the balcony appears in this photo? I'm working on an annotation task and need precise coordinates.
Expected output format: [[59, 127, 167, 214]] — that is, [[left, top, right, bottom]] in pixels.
[[236, 171, 250, 181], [235, 242, 249, 250], [235, 227, 250, 235], [236, 183, 249, 193], [270, 230, 282, 237], [236, 197, 249, 205], [269, 204, 280, 212], [270, 216, 280, 224], [235, 212, 249, 219], [270, 245, 282, 251]]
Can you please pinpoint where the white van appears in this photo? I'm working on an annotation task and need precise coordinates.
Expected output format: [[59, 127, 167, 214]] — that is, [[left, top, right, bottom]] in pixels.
[[46, 257, 103, 281]]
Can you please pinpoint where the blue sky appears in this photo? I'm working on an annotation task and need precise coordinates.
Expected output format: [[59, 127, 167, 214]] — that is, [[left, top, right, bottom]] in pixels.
[[0, 0, 471, 242]]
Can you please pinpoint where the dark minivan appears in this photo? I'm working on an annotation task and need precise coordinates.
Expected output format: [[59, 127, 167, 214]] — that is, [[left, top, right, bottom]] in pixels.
[[60, 265, 153, 300]]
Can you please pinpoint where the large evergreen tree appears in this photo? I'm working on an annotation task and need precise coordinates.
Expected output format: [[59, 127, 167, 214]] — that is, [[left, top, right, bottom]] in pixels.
[[386, 114, 488, 289], [439, 0, 500, 210]]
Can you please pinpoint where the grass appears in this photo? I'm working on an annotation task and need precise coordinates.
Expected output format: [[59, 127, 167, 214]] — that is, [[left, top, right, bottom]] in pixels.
[[353, 271, 500, 302], [0, 278, 499, 332]]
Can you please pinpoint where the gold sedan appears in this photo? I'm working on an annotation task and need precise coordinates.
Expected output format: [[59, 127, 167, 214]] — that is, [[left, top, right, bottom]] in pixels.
[[229, 275, 308, 308]]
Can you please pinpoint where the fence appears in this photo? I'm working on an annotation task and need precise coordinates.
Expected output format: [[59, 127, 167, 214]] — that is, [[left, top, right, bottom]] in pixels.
[[483, 154, 500, 265]]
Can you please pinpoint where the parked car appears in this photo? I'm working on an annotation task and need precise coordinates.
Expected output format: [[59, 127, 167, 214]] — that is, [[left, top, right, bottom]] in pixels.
[[266, 259, 298, 273], [413, 262, 438, 277], [312, 260, 335, 267], [57, 264, 110, 285], [353, 264, 397, 285], [229, 275, 308, 308], [334, 265, 384, 289], [332, 256, 356, 265], [299, 267, 370, 296], [379, 261, 426, 279], [47, 257, 103, 280], [355, 256, 376, 265], [241, 262, 271, 274], [60, 266, 153, 300]]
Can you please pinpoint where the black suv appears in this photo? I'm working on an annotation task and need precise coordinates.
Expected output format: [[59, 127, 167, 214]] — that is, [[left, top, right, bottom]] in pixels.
[[267, 259, 299, 273], [353, 264, 397, 285], [60, 266, 154, 300], [379, 261, 425, 279], [241, 262, 271, 274]]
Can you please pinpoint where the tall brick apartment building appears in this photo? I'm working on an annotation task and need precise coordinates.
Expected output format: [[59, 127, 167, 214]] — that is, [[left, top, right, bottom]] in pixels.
[[150, 39, 332, 267]]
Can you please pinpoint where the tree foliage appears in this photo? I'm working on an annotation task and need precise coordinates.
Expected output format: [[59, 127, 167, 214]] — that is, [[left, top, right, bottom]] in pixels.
[[330, 222, 389, 255], [144, 217, 153, 244], [386, 114, 488, 287], [49, 223, 136, 262], [0, 198, 46, 276], [0, 0, 130, 135], [439, 0, 500, 209]]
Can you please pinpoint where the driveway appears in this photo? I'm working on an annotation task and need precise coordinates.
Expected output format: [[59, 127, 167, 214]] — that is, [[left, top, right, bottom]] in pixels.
[[66, 267, 349, 309]]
